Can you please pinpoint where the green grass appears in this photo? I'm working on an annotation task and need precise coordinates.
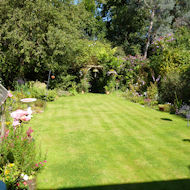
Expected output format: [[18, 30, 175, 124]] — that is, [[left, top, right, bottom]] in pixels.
[[30, 94, 190, 189]]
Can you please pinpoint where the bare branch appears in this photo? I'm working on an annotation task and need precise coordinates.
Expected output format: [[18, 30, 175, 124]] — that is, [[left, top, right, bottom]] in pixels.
[[144, 0, 151, 8]]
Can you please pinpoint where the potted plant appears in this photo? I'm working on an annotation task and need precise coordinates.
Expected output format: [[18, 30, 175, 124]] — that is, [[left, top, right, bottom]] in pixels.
[[104, 86, 109, 95]]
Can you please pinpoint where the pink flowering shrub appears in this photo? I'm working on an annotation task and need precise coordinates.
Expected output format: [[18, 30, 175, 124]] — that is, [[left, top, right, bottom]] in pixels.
[[8, 91, 13, 98], [0, 125, 46, 189], [0, 87, 46, 189], [11, 109, 31, 127]]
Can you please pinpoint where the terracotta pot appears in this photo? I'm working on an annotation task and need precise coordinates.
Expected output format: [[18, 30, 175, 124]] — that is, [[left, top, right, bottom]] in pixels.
[[158, 105, 164, 111]]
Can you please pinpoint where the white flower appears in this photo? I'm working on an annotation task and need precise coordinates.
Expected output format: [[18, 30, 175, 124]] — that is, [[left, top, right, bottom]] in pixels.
[[23, 174, 29, 181]]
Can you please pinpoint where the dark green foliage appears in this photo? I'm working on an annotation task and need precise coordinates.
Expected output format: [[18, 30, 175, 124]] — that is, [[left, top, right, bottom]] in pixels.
[[0, 0, 100, 88], [149, 27, 190, 104], [180, 66, 190, 103], [159, 71, 183, 103], [101, 0, 148, 55]]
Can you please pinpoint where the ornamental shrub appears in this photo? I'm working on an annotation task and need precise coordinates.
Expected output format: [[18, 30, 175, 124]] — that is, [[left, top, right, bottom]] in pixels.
[[118, 54, 149, 89], [159, 71, 183, 103]]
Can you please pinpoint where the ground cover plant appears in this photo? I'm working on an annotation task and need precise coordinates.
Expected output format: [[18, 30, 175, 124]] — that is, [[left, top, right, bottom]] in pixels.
[[30, 94, 190, 189]]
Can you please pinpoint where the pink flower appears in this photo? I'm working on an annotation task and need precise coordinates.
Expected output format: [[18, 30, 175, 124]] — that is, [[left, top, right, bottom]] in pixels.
[[11, 109, 28, 120], [26, 127, 34, 138], [39, 162, 42, 165], [44, 160, 47, 163], [23, 181, 27, 186], [8, 91, 13, 98], [4, 130, 9, 138], [13, 120, 20, 127], [35, 163, 39, 167]]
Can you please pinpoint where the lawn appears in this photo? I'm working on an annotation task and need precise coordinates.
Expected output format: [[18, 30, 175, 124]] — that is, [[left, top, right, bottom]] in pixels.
[[30, 94, 190, 190]]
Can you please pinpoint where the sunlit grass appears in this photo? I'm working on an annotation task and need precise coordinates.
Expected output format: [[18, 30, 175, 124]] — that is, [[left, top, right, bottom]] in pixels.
[[30, 94, 190, 189]]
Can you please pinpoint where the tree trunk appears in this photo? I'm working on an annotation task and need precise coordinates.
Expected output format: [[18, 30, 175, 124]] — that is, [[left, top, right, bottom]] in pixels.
[[144, 9, 155, 59]]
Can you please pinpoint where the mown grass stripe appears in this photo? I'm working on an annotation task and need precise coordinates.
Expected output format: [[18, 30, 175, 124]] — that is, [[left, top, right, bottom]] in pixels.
[[30, 94, 190, 189]]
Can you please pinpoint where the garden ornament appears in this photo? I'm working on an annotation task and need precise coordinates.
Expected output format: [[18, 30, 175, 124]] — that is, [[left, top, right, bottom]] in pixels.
[[107, 69, 117, 76], [20, 98, 37, 117], [93, 68, 99, 78]]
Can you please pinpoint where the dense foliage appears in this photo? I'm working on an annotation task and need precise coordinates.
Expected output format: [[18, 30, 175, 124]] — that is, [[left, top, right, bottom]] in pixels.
[[0, 0, 105, 88], [0, 0, 189, 104], [0, 0, 190, 188]]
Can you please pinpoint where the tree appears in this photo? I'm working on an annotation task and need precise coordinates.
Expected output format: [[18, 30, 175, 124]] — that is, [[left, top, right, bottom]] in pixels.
[[0, 0, 100, 87], [100, 0, 149, 55], [142, 0, 177, 58]]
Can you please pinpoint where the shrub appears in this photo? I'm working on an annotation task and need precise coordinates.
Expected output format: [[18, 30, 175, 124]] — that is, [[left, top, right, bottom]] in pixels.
[[122, 88, 144, 104], [77, 78, 90, 93], [104, 77, 117, 93], [56, 90, 71, 97], [159, 71, 183, 103], [68, 83, 78, 96], [147, 82, 158, 101], [118, 54, 149, 89], [180, 67, 190, 103]]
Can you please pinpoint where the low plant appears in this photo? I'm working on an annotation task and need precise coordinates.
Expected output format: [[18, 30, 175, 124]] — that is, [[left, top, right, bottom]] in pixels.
[[104, 78, 116, 93], [69, 83, 78, 96], [77, 78, 90, 93], [147, 82, 158, 101], [56, 90, 71, 97], [122, 89, 144, 104]]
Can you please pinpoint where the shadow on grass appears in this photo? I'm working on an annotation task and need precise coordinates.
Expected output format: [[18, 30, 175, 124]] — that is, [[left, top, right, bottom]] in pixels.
[[183, 139, 190, 143], [39, 179, 190, 190], [160, 118, 173, 121]]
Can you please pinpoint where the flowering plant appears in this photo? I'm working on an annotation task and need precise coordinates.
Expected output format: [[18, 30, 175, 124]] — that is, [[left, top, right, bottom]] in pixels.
[[0, 124, 46, 189], [0, 163, 20, 188]]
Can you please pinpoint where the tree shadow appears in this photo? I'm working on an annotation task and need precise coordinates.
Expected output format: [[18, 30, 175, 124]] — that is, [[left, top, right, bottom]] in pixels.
[[182, 139, 190, 143], [160, 118, 173, 121], [39, 179, 190, 190]]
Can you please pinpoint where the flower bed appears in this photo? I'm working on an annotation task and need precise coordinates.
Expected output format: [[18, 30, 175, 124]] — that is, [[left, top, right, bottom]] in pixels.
[[0, 92, 46, 189]]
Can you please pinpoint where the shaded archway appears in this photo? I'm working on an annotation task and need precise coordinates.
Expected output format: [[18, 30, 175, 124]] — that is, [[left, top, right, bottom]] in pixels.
[[81, 65, 106, 93], [89, 67, 105, 93]]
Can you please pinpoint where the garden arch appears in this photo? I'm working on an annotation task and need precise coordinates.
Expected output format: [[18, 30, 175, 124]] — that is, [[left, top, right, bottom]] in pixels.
[[81, 65, 105, 93]]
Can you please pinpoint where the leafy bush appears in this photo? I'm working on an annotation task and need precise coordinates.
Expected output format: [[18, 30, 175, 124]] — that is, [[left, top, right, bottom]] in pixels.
[[118, 54, 149, 89], [53, 75, 76, 91], [13, 81, 57, 102], [147, 82, 158, 101], [122, 88, 144, 104], [149, 28, 190, 79], [56, 90, 71, 97], [68, 83, 78, 96], [104, 77, 116, 93], [77, 78, 90, 93], [159, 71, 183, 103], [180, 67, 190, 103]]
